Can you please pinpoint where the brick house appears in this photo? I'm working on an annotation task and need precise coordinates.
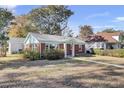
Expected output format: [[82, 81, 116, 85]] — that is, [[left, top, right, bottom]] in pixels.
[[24, 32, 85, 58]]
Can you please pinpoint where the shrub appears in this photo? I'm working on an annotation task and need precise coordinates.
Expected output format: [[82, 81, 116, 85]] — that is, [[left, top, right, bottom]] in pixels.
[[93, 48, 124, 57], [24, 50, 41, 60], [43, 49, 64, 60], [93, 49, 101, 55]]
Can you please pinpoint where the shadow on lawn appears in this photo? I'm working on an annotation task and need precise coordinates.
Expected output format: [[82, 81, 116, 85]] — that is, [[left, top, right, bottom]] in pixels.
[[0, 65, 124, 88], [60, 66, 124, 88], [0, 58, 96, 70], [0, 55, 124, 88]]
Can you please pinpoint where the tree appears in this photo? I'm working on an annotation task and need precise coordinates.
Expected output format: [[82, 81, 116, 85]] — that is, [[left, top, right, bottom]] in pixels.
[[62, 27, 73, 37], [8, 15, 38, 38], [0, 8, 14, 57], [29, 5, 73, 35], [101, 28, 118, 33], [0, 8, 14, 31], [79, 25, 93, 39]]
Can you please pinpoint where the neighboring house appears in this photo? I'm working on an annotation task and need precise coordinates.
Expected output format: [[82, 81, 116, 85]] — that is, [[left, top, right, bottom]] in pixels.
[[8, 38, 25, 54], [85, 35, 107, 53], [85, 32, 124, 53], [24, 32, 85, 58], [97, 32, 124, 49]]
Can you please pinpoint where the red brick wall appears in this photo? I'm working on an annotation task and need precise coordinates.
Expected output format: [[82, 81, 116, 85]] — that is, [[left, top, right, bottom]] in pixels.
[[24, 44, 32, 51], [67, 44, 72, 55], [24, 43, 45, 53], [41, 43, 45, 53], [75, 45, 79, 54], [25, 43, 85, 56], [82, 45, 85, 53], [58, 44, 85, 56], [75, 45, 85, 55]]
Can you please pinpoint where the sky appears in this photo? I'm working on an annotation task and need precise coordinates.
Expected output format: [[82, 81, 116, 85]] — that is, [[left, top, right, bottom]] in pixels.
[[1, 5, 124, 35]]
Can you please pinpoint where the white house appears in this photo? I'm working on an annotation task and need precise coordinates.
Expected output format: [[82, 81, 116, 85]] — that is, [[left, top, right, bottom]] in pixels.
[[85, 32, 124, 53], [85, 35, 107, 53], [97, 32, 123, 49], [8, 38, 25, 54]]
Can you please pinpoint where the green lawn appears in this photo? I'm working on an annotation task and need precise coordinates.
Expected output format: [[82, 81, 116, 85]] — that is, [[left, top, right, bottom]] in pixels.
[[0, 54, 124, 88]]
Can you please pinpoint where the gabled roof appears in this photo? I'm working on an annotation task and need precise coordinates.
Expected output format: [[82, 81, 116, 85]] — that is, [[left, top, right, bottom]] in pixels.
[[26, 32, 85, 44], [85, 35, 107, 42], [8, 38, 25, 43], [97, 32, 123, 43]]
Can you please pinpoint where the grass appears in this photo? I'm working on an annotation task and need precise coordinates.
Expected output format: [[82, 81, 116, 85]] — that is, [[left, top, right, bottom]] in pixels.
[[81, 55, 124, 65], [0, 54, 124, 88], [0, 54, 24, 63]]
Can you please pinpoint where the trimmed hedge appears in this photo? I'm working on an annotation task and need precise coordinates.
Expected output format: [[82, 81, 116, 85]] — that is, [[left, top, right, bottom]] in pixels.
[[43, 49, 64, 60], [23, 49, 64, 60], [24, 50, 41, 60], [94, 48, 124, 57]]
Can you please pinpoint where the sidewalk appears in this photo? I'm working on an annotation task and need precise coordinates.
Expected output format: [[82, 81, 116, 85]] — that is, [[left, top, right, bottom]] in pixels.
[[74, 57, 124, 68]]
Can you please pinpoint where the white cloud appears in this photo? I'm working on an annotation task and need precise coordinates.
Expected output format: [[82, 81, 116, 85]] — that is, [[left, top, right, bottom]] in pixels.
[[0, 5, 17, 14], [113, 17, 124, 22], [86, 12, 110, 19]]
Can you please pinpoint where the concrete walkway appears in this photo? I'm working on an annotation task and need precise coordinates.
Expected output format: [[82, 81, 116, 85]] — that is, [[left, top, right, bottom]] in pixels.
[[74, 57, 124, 68]]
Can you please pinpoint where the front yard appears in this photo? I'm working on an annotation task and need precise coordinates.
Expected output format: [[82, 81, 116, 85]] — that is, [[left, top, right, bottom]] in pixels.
[[0, 54, 124, 88], [81, 55, 124, 65]]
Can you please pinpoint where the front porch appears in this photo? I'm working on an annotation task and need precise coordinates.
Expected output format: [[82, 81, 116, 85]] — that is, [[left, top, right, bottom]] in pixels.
[[63, 43, 85, 58]]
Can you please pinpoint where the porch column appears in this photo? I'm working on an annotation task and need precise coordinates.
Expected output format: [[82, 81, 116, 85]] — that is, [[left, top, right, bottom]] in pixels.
[[104, 42, 107, 50], [64, 43, 67, 58], [48, 44, 50, 50], [39, 43, 42, 57], [72, 44, 75, 57]]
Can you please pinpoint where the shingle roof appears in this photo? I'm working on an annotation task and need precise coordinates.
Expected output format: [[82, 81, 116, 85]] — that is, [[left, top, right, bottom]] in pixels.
[[29, 32, 85, 44], [97, 32, 122, 43], [85, 35, 107, 42], [8, 38, 25, 43]]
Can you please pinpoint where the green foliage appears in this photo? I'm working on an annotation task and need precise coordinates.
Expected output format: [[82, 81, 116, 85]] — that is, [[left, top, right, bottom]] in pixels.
[[101, 28, 122, 33], [94, 48, 124, 57], [0, 8, 14, 30], [29, 5, 73, 35], [79, 25, 93, 39], [93, 49, 102, 55], [24, 50, 41, 60], [43, 49, 64, 60], [0, 8, 14, 57], [119, 34, 124, 43]]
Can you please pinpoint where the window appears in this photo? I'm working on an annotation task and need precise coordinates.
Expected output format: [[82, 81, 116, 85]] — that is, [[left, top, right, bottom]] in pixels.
[[50, 44, 56, 49], [45, 44, 49, 50], [45, 43, 58, 50]]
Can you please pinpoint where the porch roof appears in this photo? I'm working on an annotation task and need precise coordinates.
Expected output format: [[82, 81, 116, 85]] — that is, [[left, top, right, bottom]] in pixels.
[[29, 32, 85, 44]]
